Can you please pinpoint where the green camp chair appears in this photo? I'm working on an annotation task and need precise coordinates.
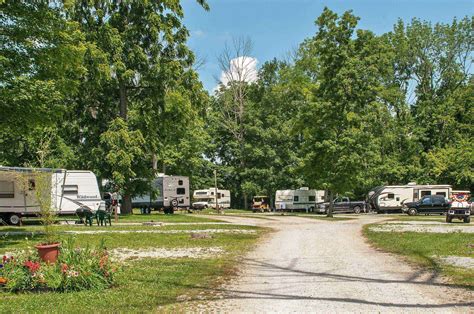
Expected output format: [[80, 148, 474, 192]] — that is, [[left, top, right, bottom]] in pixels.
[[96, 210, 112, 226]]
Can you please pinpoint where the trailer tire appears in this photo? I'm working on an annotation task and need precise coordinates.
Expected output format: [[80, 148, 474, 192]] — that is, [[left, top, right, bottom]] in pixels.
[[464, 216, 470, 223], [8, 214, 21, 226], [353, 206, 361, 214], [408, 208, 417, 216], [171, 199, 178, 207]]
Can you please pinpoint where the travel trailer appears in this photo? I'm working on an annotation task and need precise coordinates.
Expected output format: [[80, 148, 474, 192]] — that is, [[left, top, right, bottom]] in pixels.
[[0, 167, 104, 225], [367, 183, 452, 213], [132, 174, 190, 213], [192, 188, 231, 209], [275, 188, 326, 212]]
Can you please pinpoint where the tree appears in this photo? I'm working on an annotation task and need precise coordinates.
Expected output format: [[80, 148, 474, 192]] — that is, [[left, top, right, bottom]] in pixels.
[[66, 0, 209, 213], [0, 0, 87, 166], [98, 118, 149, 213], [213, 37, 257, 208], [296, 8, 394, 216]]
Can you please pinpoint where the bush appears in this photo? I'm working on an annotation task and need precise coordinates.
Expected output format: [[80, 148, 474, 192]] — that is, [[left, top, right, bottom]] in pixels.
[[0, 238, 119, 292]]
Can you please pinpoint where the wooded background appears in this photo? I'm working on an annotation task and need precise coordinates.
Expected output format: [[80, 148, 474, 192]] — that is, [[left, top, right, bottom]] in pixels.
[[1, 2, 472, 212]]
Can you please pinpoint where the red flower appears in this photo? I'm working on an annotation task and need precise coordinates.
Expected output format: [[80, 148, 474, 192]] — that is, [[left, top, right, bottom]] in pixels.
[[61, 263, 69, 273], [24, 260, 41, 273]]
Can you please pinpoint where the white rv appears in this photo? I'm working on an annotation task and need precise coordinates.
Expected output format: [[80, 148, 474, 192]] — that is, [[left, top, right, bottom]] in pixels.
[[192, 188, 231, 209], [132, 174, 190, 213], [275, 188, 325, 212], [0, 167, 104, 225], [367, 183, 452, 213]]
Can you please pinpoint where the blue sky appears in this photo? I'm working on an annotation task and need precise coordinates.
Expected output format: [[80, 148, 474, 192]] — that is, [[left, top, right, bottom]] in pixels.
[[182, 0, 473, 92]]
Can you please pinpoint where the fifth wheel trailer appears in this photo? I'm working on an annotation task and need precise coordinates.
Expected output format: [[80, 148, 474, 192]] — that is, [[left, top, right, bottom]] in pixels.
[[367, 184, 452, 213], [0, 167, 104, 225], [132, 174, 190, 213]]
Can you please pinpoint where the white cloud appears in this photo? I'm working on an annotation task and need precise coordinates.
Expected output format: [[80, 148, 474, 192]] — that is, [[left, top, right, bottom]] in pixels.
[[219, 56, 258, 87]]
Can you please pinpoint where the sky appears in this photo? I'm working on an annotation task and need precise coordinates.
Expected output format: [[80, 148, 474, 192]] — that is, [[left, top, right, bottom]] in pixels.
[[182, 0, 474, 92]]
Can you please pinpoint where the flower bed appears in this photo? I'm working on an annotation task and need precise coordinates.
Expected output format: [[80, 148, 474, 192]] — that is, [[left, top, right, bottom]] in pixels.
[[0, 239, 118, 292]]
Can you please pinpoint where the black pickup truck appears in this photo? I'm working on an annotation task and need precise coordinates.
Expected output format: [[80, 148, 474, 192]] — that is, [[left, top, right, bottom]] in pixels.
[[318, 197, 366, 214], [402, 195, 449, 216]]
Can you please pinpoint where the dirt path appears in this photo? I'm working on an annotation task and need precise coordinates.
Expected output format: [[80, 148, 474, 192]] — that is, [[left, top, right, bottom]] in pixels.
[[192, 215, 473, 313]]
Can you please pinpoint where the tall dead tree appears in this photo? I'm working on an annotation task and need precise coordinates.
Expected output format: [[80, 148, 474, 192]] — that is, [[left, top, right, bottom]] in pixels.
[[216, 37, 256, 209]]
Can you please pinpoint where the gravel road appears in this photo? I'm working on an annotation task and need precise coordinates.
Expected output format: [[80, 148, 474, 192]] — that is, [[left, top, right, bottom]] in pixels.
[[192, 215, 474, 313]]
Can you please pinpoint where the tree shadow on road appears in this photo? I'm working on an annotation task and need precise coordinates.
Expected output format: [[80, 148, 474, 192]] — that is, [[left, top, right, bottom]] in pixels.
[[176, 257, 474, 309]]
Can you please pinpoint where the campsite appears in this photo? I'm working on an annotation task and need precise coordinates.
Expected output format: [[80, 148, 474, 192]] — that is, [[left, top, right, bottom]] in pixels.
[[1, 0, 473, 312]]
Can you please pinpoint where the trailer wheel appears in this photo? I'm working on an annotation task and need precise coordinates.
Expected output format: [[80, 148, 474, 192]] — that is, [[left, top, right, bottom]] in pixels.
[[353, 206, 361, 214], [408, 208, 417, 216], [8, 214, 21, 226]]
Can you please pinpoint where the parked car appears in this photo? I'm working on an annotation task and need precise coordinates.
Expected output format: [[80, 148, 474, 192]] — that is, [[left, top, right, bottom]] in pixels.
[[318, 197, 366, 214], [402, 195, 449, 216]]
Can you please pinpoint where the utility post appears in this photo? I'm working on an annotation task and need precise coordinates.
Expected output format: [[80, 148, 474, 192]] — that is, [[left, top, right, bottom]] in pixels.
[[214, 169, 219, 214]]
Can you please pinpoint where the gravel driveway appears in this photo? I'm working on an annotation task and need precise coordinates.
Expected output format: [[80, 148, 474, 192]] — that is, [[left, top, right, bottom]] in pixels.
[[191, 215, 473, 313]]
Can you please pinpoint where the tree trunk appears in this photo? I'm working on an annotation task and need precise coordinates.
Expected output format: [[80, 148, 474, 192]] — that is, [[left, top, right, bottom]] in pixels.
[[119, 80, 128, 120], [152, 154, 158, 170], [326, 190, 334, 218], [122, 193, 132, 215]]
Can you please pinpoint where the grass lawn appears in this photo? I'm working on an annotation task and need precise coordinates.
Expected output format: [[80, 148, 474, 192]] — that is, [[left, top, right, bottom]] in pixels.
[[0, 222, 266, 312], [363, 224, 474, 289]]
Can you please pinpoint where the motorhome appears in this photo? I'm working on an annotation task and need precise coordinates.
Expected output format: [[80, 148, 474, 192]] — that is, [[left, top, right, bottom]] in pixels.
[[192, 188, 231, 209], [132, 174, 190, 213], [275, 188, 326, 212], [0, 167, 104, 225], [367, 183, 452, 213]]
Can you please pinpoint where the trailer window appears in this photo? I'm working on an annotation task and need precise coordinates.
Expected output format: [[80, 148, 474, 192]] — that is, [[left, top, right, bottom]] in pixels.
[[436, 192, 446, 197], [309, 196, 315, 202], [62, 185, 78, 195], [387, 193, 395, 200], [177, 188, 186, 195], [294, 196, 299, 202], [0, 181, 14, 198], [178, 180, 183, 186], [420, 191, 431, 197]]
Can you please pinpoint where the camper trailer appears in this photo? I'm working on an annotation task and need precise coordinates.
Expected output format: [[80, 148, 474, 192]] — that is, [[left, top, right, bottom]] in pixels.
[[275, 188, 326, 212], [192, 188, 231, 209], [0, 167, 104, 225], [367, 183, 452, 213], [132, 174, 190, 213]]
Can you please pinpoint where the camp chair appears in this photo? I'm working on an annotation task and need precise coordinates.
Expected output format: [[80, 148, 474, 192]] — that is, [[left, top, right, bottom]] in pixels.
[[75, 207, 96, 226], [96, 209, 112, 226]]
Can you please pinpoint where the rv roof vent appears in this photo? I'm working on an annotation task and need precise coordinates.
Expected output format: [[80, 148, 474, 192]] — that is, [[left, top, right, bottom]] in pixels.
[[299, 187, 309, 190], [407, 182, 417, 186]]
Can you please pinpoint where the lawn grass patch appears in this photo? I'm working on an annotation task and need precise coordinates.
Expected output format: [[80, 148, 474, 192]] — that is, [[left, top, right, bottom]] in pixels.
[[363, 224, 474, 289], [0, 223, 266, 312]]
